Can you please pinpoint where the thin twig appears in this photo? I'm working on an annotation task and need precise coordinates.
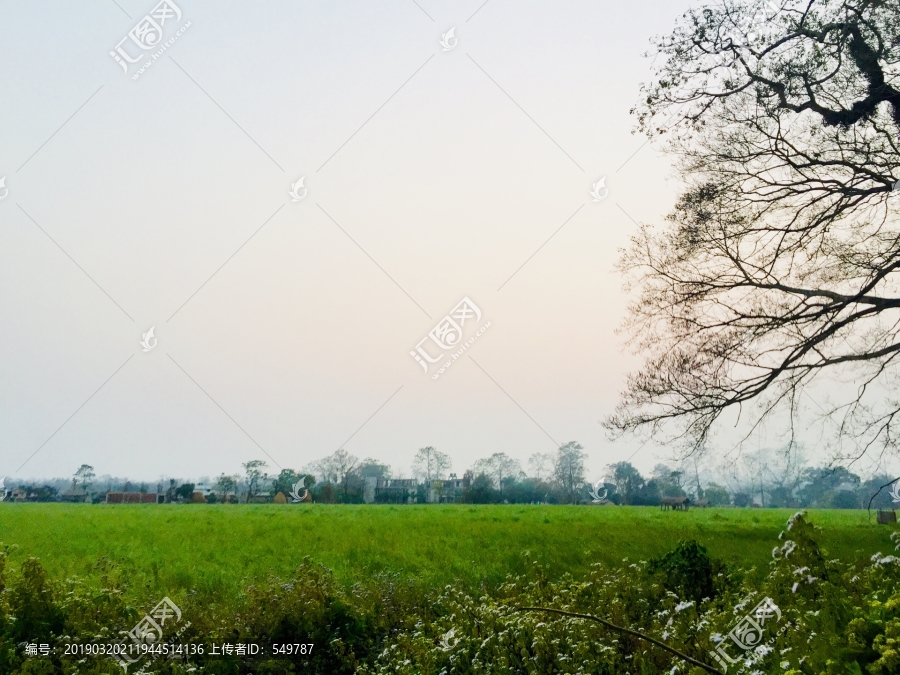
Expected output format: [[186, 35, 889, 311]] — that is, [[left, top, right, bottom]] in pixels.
[[513, 606, 723, 675], [867, 476, 900, 519]]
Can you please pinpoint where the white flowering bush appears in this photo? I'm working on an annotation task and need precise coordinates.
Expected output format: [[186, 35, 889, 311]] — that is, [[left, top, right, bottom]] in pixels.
[[360, 513, 900, 675]]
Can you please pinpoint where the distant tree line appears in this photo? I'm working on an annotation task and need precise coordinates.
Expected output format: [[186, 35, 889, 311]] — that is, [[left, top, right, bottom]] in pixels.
[[602, 461, 899, 510], [4, 446, 899, 509]]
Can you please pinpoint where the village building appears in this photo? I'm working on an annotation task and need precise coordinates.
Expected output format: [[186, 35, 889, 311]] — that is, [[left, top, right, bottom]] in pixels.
[[426, 473, 469, 503], [193, 483, 214, 498], [106, 492, 161, 504], [59, 487, 92, 503], [364, 478, 418, 504]]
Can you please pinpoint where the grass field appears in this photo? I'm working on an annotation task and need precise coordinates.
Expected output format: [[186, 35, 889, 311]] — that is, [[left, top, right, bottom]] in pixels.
[[1, 504, 895, 603]]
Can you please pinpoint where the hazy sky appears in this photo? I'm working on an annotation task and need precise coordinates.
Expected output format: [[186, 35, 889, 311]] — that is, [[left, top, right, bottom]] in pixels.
[[2, 0, 754, 483]]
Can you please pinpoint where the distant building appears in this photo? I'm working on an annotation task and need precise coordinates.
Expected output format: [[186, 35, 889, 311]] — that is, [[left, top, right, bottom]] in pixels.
[[426, 473, 469, 503], [193, 483, 214, 498], [106, 492, 161, 504], [194, 484, 236, 502], [364, 478, 418, 504], [60, 487, 91, 503], [364, 477, 376, 504]]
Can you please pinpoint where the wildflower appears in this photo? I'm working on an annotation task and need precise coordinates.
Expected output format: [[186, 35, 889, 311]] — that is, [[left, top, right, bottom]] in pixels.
[[787, 511, 805, 529], [774, 540, 797, 558]]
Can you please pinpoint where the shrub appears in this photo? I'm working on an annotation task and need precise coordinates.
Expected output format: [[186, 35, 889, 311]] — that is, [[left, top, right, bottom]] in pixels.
[[362, 513, 900, 675], [647, 539, 716, 604], [461, 474, 500, 503], [8, 558, 64, 644]]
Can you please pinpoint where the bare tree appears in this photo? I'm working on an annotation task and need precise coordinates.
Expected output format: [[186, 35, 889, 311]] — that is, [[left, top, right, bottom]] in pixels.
[[73, 464, 95, 491], [314, 449, 359, 498], [412, 446, 451, 483], [242, 460, 268, 502], [606, 461, 644, 505], [607, 0, 900, 459], [472, 453, 523, 493], [554, 442, 586, 503], [215, 473, 239, 502], [528, 452, 554, 480]]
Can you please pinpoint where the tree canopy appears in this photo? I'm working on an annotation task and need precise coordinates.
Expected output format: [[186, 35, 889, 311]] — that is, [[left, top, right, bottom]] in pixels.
[[607, 0, 900, 458], [412, 446, 452, 482]]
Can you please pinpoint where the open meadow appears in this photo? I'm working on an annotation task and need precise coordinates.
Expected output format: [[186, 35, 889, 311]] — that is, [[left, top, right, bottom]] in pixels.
[[2, 505, 900, 672], [1, 503, 893, 602]]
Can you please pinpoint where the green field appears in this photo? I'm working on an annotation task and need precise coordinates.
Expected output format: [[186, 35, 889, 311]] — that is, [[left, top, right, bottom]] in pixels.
[[1, 504, 894, 603]]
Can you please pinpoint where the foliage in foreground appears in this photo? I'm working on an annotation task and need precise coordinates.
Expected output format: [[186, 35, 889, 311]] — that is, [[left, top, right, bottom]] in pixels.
[[0, 514, 899, 673], [364, 513, 900, 675]]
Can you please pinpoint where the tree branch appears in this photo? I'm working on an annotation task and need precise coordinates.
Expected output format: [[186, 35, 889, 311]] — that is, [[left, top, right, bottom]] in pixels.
[[513, 606, 724, 675]]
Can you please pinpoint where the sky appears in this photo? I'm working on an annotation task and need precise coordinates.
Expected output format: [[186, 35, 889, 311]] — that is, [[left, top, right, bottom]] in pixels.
[[2, 0, 835, 485]]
